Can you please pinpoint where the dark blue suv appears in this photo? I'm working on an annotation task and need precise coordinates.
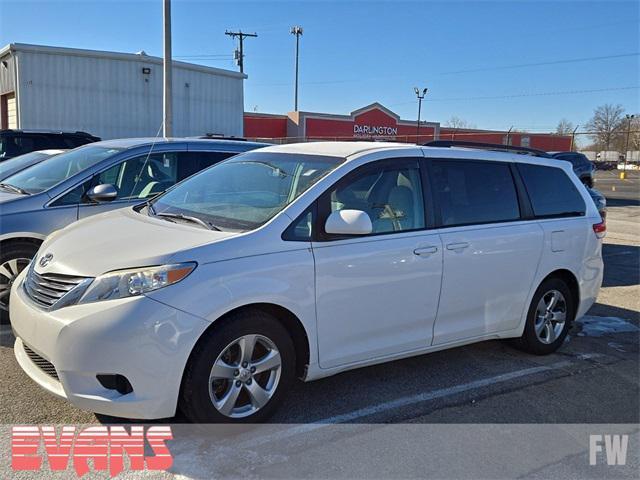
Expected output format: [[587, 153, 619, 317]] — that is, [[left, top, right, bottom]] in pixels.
[[550, 151, 595, 188]]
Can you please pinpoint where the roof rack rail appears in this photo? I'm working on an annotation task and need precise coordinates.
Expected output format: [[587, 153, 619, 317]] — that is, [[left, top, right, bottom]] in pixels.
[[423, 140, 552, 158], [197, 133, 247, 141]]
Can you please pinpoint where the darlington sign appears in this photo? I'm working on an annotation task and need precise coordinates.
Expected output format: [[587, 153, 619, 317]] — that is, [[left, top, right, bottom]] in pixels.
[[353, 125, 398, 136]]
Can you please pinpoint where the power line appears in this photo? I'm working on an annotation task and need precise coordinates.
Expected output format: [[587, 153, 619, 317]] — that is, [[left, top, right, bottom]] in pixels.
[[253, 51, 639, 88], [439, 52, 640, 75], [174, 54, 233, 58], [387, 86, 640, 106]]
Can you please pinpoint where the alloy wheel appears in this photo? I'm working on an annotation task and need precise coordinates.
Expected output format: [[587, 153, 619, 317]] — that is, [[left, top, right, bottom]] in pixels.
[[0, 258, 30, 312], [208, 334, 282, 418], [534, 289, 567, 344]]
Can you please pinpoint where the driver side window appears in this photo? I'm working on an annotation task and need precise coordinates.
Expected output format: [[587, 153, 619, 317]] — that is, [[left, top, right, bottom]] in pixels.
[[325, 160, 426, 235]]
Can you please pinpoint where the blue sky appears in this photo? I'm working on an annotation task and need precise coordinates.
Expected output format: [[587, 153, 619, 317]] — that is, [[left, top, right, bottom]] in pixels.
[[1, 0, 638, 131]]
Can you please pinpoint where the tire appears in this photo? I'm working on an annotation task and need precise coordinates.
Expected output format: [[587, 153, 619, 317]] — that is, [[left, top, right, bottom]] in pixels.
[[179, 309, 296, 423], [0, 241, 39, 324], [513, 277, 575, 355]]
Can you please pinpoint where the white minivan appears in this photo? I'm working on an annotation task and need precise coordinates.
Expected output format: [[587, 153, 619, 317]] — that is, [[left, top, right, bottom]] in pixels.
[[10, 142, 604, 422]]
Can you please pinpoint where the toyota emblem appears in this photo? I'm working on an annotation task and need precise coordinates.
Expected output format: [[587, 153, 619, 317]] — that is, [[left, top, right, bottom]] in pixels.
[[39, 253, 53, 268]]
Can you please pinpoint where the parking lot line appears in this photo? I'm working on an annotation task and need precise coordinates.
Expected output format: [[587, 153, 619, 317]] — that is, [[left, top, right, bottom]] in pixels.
[[239, 353, 602, 448]]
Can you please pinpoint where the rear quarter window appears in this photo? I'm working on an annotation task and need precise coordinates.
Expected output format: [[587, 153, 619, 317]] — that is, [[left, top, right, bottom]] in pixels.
[[517, 164, 585, 218]]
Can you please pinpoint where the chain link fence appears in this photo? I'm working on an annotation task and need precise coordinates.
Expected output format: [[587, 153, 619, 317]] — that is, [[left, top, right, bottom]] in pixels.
[[246, 131, 640, 171]]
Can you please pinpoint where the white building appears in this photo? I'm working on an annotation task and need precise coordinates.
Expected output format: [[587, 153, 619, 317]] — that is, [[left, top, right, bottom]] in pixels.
[[0, 43, 245, 139]]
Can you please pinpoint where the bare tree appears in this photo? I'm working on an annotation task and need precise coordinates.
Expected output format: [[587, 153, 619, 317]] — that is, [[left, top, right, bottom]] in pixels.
[[445, 116, 476, 129], [585, 104, 625, 151], [556, 119, 574, 136]]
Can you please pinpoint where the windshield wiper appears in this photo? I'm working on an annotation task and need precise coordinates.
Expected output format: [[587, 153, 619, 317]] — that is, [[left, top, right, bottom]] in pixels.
[[0, 183, 29, 195], [146, 200, 157, 216], [155, 212, 222, 231]]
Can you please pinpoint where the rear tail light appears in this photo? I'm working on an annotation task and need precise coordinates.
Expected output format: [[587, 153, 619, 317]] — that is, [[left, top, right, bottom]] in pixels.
[[593, 220, 606, 239]]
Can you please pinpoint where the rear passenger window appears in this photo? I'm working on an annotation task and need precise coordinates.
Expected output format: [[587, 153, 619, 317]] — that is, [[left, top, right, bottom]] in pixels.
[[177, 151, 234, 179], [14, 135, 36, 154], [517, 164, 585, 218], [432, 160, 520, 226]]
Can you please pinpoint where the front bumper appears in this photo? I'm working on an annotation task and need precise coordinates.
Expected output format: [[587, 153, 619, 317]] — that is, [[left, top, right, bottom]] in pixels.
[[10, 271, 210, 419]]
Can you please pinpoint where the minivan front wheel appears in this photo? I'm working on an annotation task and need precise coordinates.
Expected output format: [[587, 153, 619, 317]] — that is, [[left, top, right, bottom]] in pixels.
[[180, 310, 295, 423], [514, 278, 574, 355], [0, 241, 39, 323]]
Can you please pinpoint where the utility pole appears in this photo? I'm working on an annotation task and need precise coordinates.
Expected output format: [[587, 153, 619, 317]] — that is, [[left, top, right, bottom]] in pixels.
[[570, 124, 579, 152], [414, 87, 427, 142], [162, 0, 173, 137], [225, 30, 258, 74], [291, 26, 303, 111]]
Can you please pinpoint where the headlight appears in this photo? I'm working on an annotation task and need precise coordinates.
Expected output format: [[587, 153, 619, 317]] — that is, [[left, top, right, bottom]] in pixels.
[[78, 263, 196, 305]]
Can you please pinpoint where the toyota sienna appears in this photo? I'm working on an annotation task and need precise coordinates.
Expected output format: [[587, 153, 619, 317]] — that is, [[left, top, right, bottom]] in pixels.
[[10, 141, 604, 422]]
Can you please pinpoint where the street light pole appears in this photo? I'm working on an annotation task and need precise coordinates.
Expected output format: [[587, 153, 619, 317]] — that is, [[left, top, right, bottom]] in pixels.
[[162, 0, 173, 137], [291, 26, 303, 111], [414, 87, 427, 142], [623, 114, 635, 173], [505, 126, 513, 146], [570, 124, 579, 152]]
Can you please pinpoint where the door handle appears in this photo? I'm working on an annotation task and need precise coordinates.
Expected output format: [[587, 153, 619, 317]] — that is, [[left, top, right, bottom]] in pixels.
[[446, 242, 469, 251], [413, 246, 438, 256]]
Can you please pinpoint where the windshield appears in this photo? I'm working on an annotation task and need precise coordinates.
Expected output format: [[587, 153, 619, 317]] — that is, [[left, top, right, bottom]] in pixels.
[[150, 151, 344, 231], [1, 145, 123, 194], [0, 151, 50, 179]]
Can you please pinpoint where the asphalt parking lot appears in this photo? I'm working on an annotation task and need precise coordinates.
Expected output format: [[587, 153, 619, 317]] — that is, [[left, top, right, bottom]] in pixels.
[[0, 171, 638, 426]]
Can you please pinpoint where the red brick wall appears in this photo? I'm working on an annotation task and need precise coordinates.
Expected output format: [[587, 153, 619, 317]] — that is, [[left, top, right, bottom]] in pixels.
[[244, 115, 288, 139], [243, 111, 571, 151]]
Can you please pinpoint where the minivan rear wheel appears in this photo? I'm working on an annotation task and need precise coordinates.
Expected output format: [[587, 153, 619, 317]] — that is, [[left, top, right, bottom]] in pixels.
[[513, 278, 574, 355], [180, 309, 295, 423], [0, 241, 39, 324]]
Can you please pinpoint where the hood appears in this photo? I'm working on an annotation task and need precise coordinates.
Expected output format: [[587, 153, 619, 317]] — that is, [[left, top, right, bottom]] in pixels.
[[35, 207, 236, 277], [0, 190, 25, 204]]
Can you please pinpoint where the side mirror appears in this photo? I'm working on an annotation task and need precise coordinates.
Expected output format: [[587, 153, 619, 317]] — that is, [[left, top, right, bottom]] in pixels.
[[325, 209, 372, 236], [86, 184, 118, 203]]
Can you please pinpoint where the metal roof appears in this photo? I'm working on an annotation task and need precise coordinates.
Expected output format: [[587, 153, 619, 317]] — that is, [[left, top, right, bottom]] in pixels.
[[0, 43, 247, 80]]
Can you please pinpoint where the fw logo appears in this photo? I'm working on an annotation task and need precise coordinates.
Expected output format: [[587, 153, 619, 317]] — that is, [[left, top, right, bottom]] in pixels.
[[589, 434, 628, 466], [11, 425, 173, 477]]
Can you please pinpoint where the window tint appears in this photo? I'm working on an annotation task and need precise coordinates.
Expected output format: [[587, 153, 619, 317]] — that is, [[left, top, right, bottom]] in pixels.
[[326, 161, 425, 235], [284, 208, 314, 241], [177, 151, 234, 180], [32, 136, 53, 150], [41, 136, 67, 149], [517, 164, 585, 218], [432, 160, 520, 226], [50, 180, 92, 207], [14, 136, 36, 154], [96, 152, 179, 201]]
